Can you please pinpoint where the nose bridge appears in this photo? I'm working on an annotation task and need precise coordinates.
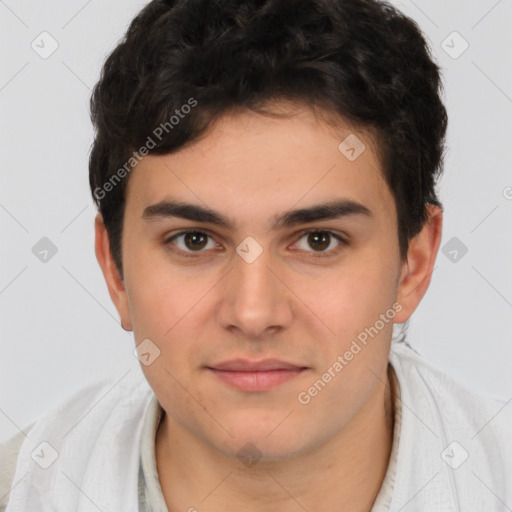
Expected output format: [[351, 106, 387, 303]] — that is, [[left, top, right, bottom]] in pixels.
[[236, 246, 274, 299], [217, 242, 292, 337]]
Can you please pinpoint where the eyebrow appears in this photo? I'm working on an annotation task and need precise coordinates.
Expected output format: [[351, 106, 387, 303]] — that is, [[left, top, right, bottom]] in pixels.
[[142, 198, 372, 231]]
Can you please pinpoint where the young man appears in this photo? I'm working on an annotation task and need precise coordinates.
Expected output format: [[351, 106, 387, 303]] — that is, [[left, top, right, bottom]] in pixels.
[[2, 0, 511, 511]]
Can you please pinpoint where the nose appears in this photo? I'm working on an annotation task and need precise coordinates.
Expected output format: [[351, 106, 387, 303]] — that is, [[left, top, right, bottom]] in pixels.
[[215, 245, 293, 340]]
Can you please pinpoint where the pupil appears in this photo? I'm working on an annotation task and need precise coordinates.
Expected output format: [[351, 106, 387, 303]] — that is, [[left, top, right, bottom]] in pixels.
[[308, 232, 329, 251], [185, 232, 207, 250]]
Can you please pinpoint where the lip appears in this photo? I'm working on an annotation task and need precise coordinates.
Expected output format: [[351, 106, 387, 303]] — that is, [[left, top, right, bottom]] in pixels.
[[208, 358, 306, 372], [206, 359, 309, 392]]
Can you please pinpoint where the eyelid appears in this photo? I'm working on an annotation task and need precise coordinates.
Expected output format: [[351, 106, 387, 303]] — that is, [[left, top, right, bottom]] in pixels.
[[163, 228, 222, 256], [164, 228, 348, 257], [294, 228, 348, 244], [290, 229, 347, 258]]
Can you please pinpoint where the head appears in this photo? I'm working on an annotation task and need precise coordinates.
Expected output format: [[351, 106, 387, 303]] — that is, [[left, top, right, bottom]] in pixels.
[[91, 0, 446, 460]]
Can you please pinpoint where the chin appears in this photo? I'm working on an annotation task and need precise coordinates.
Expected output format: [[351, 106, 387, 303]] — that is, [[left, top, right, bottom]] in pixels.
[[215, 437, 306, 465], [209, 420, 316, 463]]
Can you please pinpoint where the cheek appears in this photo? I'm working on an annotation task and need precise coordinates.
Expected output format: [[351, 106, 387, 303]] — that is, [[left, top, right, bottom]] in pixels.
[[124, 242, 197, 335], [303, 260, 398, 342], [125, 257, 213, 383]]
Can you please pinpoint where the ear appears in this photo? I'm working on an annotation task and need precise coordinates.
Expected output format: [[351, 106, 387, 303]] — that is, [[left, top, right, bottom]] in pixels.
[[394, 204, 443, 323], [94, 213, 133, 331]]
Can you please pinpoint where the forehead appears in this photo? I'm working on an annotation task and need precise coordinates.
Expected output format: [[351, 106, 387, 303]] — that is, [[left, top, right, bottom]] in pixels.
[[125, 106, 394, 226]]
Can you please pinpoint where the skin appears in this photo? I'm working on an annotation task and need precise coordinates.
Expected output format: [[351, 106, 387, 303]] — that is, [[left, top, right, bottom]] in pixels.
[[95, 102, 443, 511]]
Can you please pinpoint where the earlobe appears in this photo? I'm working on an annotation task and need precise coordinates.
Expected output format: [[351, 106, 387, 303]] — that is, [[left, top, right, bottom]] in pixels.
[[94, 213, 133, 331], [394, 205, 443, 324]]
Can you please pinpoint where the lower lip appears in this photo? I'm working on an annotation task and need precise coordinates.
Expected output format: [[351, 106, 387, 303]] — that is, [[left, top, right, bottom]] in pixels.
[[207, 368, 306, 392]]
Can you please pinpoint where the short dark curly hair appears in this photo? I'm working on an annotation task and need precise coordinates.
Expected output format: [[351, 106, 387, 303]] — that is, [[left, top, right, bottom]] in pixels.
[[89, 0, 448, 279]]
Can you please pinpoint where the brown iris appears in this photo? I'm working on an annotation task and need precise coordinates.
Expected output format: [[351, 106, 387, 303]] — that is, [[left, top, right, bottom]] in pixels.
[[307, 231, 330, 251], [184, 231, 209, 251]]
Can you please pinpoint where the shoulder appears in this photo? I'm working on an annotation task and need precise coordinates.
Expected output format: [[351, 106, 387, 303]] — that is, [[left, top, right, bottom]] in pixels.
[[390, 340, 511, 425], [0, 377, 115, 512], [0, 425, 34, 511], [26, 370, 148, 442], [389, 340, 512, 507], [1, 370, 151, 511]]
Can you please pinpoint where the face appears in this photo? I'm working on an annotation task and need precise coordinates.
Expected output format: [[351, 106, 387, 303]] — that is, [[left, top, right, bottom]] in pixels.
[[96, 103, 441, 460]]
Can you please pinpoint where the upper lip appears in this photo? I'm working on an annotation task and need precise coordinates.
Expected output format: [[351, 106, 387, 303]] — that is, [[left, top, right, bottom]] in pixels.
[[207, 359, 307, 372]]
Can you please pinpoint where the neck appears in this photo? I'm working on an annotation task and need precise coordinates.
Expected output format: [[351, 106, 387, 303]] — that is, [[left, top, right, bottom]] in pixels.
[[155, 365, 396, 512]]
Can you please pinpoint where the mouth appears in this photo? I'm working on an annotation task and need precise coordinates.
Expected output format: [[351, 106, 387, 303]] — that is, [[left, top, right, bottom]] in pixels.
[[205, 359, 309, 392]]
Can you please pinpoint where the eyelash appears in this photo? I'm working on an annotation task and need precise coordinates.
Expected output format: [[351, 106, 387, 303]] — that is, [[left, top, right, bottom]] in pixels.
[[163, 228, 348, 259]]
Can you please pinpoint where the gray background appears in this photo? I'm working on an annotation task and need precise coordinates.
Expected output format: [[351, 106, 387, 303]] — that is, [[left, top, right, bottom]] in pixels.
[[1, 0, 511, 442]]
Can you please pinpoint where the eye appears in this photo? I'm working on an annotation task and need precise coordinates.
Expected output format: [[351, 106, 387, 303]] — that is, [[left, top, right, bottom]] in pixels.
[[164, 228, 347, 258], [293, 230, 346, 257], [165, 230, 218, 256]]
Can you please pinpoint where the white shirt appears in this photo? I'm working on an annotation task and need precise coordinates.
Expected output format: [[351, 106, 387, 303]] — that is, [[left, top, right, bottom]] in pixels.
[[2, 340, 511, 511], [137, 361, 401, 511]]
